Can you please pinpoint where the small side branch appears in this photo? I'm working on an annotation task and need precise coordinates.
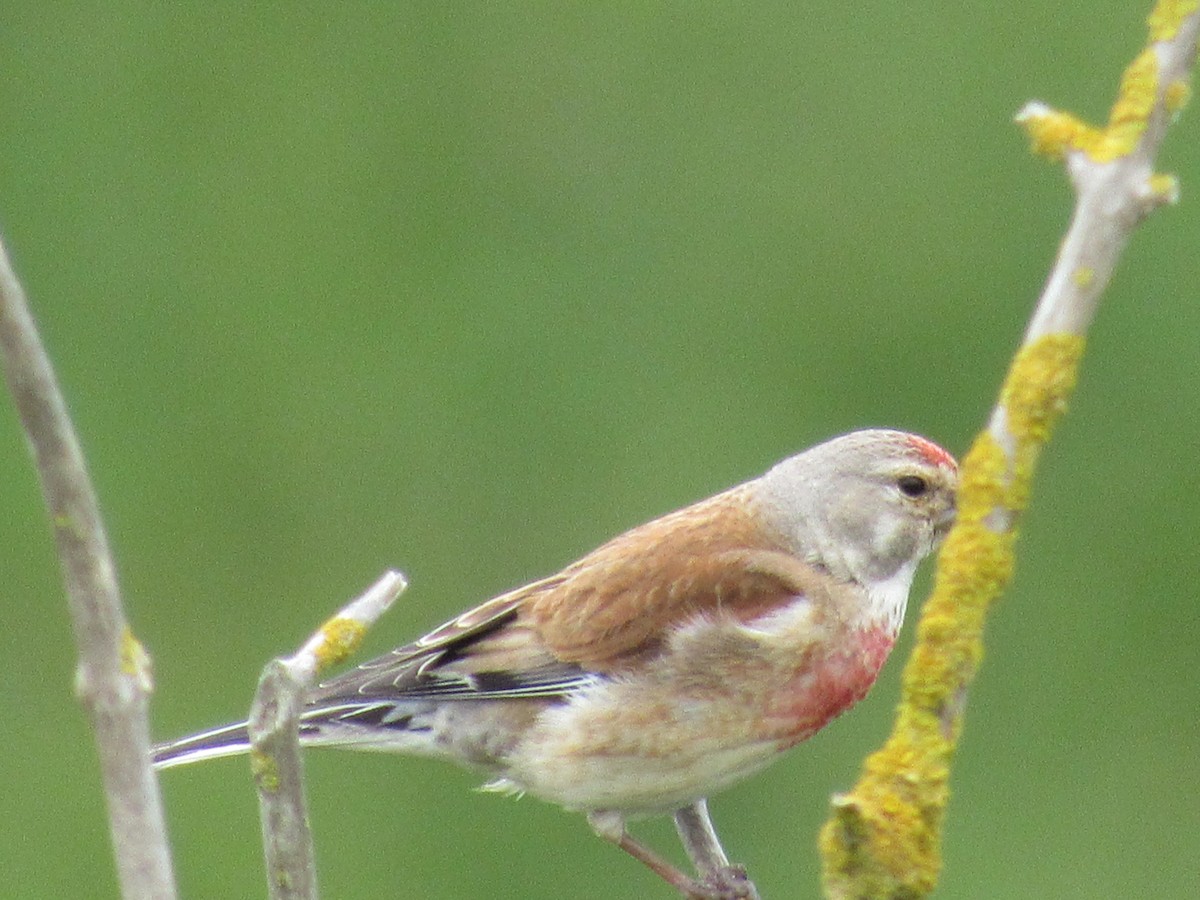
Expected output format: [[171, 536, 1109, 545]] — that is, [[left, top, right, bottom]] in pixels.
[[0, 236, 178, 899], [819, 4, 1200, 897], [249, 570, 407, 900]]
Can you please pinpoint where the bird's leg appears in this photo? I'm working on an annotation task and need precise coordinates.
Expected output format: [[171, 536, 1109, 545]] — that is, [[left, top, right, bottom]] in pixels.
[[587, 810, 757, 900], [674, 799, 730, 871], [588, 811, 700, 896], [674, 800, 760, 900]]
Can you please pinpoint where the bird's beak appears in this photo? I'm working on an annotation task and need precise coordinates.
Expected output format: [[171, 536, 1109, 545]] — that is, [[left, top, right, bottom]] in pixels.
[[933, 503, 957, 543]]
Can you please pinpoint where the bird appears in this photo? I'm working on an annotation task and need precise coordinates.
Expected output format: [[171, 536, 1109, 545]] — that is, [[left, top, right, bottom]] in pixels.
[[154, 429, 958, 899]]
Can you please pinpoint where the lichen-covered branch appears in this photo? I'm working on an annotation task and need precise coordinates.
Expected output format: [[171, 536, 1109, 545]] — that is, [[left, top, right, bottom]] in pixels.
[[0, 236, 178, 899], [819, 3, 1200, 897], [249, 570, 407, 900]]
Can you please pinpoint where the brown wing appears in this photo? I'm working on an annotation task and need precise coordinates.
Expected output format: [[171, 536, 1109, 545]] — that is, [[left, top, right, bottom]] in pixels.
[[522, 484, 832, 669]]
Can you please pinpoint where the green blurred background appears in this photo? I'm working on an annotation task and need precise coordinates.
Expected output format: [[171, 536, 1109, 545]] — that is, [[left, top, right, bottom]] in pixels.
[[3, 4, 1198, 898]]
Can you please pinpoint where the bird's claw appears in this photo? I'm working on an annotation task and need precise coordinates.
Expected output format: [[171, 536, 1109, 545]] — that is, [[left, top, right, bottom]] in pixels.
[[683, 864, 761, 900]]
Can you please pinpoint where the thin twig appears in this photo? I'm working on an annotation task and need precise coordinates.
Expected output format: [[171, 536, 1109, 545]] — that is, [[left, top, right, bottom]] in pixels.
[[820, 3, 1200, 897], [0, 236, 178, 899], [249, 570, 408, 900]]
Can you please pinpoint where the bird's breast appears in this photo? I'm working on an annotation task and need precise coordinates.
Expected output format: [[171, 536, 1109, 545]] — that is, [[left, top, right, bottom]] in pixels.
[[501, 617, 897, 813], [763, 624, 895, 747]]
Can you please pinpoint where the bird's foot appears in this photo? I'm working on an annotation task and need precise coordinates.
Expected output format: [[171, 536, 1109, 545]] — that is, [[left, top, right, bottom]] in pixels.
[[682, 863, 761, 900]]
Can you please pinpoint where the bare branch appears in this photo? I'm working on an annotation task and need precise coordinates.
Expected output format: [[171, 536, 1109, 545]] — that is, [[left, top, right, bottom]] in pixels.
[[0, 235, 178, 898], [248, 571, 408, 900], [820, 4, 1200, 897]]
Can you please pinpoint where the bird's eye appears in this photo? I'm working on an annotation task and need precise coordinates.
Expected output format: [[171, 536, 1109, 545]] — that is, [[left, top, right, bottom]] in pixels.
[[897, 475, 929, 497]]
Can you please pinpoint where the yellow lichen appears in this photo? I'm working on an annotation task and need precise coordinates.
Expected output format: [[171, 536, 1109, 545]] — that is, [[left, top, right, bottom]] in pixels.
[[956, 433, 1013, 518], [250, 749, 280, 792], [1096, 49, 1160, 160], [1001, 334, 1084, 450], [314, 616, 367, 673], [822, 793, 938, 899], [1148, 0, 1200, 42], [120, 626, 154, 692], [1148, 172, 1181, 202], [1165, 79, 1192, 115], [1016, 106, 1098, 160], [1018, 42, 1168, 164]]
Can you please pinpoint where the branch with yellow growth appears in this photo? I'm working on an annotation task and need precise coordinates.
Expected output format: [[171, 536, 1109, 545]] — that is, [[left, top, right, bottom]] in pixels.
[[0, 236, 180, 900], [249, 570, 408, 900], [819, 3, 1200, 897]]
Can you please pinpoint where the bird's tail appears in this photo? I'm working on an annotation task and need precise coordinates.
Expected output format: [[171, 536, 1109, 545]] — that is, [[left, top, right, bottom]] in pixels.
[[153, 721, 252, 770], [154, 699, 445, 770]]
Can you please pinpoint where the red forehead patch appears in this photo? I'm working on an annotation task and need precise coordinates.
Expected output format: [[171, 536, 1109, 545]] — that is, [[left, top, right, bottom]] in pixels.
[[907, 435, 957, 470]]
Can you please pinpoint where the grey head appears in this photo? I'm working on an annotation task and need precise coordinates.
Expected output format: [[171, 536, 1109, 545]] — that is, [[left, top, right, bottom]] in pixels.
[[754, 429, 958, 590]]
